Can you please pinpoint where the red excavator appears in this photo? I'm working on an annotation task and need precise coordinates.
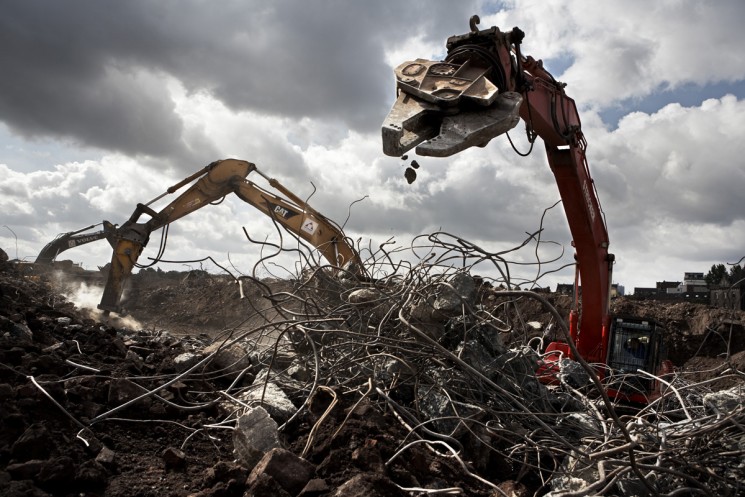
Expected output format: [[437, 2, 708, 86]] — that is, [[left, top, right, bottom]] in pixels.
[[382, 16, 671, 402]]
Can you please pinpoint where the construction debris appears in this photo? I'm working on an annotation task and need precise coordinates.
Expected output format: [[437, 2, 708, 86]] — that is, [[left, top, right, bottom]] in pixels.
[[1, 241, 745, 496]]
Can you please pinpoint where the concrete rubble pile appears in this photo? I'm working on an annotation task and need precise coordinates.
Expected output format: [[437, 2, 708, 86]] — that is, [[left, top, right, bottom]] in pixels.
[[1, 251, 744, 496]]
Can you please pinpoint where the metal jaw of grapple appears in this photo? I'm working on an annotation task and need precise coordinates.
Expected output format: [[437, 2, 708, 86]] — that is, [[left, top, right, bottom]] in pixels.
[[382, 58, 522, 158]]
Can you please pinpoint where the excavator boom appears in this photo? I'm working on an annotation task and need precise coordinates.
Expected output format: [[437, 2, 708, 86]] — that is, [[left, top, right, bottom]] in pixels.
[[383, 17, 611, 361], [383, 16, 669, 401], [35, 221, 117, 264], [98, 159, 362, 314]]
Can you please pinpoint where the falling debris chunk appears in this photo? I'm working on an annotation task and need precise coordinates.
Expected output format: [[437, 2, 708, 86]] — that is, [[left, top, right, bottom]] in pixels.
[[401, 157, 421, 184], [404, 167, 417, 184]]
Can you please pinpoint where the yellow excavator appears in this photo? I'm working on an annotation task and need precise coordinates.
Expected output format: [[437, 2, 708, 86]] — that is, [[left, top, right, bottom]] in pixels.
[[97, 159, 363, 314]]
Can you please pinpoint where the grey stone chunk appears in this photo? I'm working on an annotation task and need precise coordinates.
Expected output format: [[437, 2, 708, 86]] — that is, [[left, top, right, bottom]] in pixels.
[[232, 406, 281, 469]]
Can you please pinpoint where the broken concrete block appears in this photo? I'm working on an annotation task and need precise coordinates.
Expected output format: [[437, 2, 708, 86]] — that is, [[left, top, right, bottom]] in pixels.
[[244, 472, 292, 497], [6, 459, 44, 480], [455, 339, 496, 374], [433, 272, 476, 313], [173, 352, 201, 372], [704, 385, 744, 416], [298, 478, 330, 497], [232, 406, 281, 469], [407, 299, 437, 322], [125, 349, 144, 369], [286, 360, 310, 382], [239, 381, 297, 423], [548, 447, 599, 496], [37, 455, 75, 487], [557, 413, 602, 437], [246, 448, 315, 496], [253, 368, 306, 398], [494, 347, 540, 381], [417, 387, 480, 435], [558, 358, 591, 389], [203, 460, 249, 488], [0, 316, 33, 341], [347, 288, 383, 304], [203, 341, 250, 376], [95, 446, 116, 467], [346, 288, 390, 321], [162, 446, 187, 471]]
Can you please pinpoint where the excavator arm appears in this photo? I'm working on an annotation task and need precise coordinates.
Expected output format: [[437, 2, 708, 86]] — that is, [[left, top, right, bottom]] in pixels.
[[382, 16, 612, 363], [98, 159, 362, 314], [35, 221, 117, 264]]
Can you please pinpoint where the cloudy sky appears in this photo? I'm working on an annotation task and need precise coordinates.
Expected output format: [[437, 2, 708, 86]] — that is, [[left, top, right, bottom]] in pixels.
[[2, 0, 744, 293]]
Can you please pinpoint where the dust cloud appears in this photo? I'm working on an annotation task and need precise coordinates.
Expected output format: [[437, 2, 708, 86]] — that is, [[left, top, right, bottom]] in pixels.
[[60, 280, 143, 329]]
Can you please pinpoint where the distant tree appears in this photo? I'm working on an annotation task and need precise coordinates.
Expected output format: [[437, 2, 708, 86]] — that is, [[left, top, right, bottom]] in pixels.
[[705, 263, 727, 286], [729, 264, 745, 286], [705, 262, 745, 287]]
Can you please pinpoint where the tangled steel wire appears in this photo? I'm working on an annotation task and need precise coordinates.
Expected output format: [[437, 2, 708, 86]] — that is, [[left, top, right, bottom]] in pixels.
[[186, 222, 744, 495], [47, 219, 743, 496]]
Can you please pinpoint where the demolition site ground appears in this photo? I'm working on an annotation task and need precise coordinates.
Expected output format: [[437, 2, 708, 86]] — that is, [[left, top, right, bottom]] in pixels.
[[1, 260, 745, 497]]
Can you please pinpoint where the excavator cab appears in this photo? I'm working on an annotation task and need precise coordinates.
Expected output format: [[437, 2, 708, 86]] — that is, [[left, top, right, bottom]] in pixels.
[[604, 317, 669, 401]]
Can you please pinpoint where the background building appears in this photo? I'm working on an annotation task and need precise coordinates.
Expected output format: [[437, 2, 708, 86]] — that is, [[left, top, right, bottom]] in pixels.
[[633, 271, 709, 303]]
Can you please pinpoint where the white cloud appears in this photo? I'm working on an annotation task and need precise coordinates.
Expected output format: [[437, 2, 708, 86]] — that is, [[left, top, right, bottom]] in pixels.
[[1, 1, 744, 295], [486, 0, 745, 106], [593, 94, 745, 225]]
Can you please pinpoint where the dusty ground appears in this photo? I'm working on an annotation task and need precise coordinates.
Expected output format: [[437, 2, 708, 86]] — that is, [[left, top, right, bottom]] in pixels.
[[2, 261, 744, 496]]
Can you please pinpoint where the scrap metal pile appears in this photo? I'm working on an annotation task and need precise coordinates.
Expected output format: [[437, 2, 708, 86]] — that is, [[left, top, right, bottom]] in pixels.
[[212, 232, 745, 496], [1, 234, 744, 496]]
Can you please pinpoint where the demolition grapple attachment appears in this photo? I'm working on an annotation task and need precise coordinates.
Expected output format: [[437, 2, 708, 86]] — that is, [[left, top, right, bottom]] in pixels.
[[382, 59, 522, 158], [382, 16, 527, 158]]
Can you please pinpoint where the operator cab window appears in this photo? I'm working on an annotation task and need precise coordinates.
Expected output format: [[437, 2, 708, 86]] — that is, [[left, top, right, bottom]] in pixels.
[[607, 318, 655, 373]]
